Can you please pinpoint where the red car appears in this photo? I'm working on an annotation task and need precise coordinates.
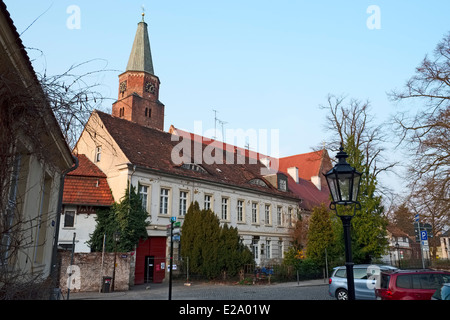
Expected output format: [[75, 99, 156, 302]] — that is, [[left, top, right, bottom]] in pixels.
[[375, 269, 450, 300]]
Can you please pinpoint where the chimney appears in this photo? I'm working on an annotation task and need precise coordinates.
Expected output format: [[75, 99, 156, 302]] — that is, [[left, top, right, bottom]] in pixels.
[[287, 167, 299, 184]]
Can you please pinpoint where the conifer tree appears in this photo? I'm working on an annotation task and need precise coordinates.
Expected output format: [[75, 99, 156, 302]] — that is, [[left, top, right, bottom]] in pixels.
[[181, 202, 253, 278], [306, 203, 335, 267], [88, 185, 149, 252]]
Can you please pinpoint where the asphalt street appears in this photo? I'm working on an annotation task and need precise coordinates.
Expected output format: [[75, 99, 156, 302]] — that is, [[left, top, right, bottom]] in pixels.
[[68, 279, 333, 300]]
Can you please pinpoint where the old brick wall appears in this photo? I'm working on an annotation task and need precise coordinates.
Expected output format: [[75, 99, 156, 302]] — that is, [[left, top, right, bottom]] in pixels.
[[59, 251, 133, 292]]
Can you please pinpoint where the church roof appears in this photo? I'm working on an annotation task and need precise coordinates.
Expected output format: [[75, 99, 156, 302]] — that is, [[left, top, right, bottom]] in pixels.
[[126, 14, 154, 74]]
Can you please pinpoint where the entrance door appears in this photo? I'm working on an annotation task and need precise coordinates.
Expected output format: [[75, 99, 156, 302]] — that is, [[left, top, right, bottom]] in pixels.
[[144, 256, 154, 283]]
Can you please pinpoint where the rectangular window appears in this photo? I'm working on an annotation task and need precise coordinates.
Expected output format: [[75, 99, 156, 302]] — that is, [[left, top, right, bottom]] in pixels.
[[160, 188, 169, 215], [277, 206, 282, 226], [64, 210, 75, 227], [95, 146, 101, 162], [266, 240, 271, 259], [204, 194, 212, 211], [221, 197, 229, 220], [278, 240, 283, 259], [252, 238, 259, 260], [138, 185, 148, 212], [237, 200, 244, 222], [265, 204, 271, 225], [252, 202, 258, 224], [179, 191, 188, 216]]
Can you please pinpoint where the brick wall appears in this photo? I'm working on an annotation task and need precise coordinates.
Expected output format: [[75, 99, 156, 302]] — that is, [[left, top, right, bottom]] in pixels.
[[59, 251, 134, 292]]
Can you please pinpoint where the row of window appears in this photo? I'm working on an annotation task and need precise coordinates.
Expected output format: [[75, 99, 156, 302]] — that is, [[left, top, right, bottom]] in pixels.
[[138, 185, 293, 226]]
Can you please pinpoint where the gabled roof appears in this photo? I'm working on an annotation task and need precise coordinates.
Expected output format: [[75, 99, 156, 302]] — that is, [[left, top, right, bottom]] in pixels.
[[279, 150, 326, 181], [95, 111, 299, 201], [63, 154, 114, 207], [169, 125, 332, 210]]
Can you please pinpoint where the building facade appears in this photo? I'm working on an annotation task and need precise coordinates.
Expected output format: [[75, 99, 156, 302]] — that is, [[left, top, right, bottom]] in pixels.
[[0, 1, 74, 284], [59, 154, 114, 252]]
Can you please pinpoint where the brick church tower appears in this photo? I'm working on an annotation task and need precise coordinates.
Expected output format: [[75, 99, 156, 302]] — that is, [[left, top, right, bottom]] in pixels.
[[112, 13, 164, 130]]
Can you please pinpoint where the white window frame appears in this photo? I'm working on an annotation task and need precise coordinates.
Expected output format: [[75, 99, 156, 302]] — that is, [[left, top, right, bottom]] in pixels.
[[159, 187, 170, 215], [237, 199, 245, 223], [179, 190, 188, 216], [264, 204, 271, 225], [138, 184, 149, 213], [266, 240, 271, 259], [204, 194, 213, 211], [221, 197, 229, 221], [251, 202, 259, 224], [277, 206, 282, 226]]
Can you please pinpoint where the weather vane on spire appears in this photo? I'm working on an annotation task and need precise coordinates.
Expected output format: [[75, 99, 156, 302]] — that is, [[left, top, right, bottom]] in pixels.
[[141, 4, 145, 22]]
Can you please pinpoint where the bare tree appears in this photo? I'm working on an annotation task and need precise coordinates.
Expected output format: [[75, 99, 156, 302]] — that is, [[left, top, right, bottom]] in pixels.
[[389, 32, 450, 209], [37, 58, 116, 148], [320, 94, 398, 189]]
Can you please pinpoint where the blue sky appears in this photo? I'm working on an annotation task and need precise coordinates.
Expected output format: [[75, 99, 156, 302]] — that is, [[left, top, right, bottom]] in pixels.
[[4, 0, 450, 194]]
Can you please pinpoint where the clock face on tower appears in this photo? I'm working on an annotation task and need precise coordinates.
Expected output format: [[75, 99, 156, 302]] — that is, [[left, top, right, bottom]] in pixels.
[[145, 81, 156, 94], [119, 81, 127, 93]]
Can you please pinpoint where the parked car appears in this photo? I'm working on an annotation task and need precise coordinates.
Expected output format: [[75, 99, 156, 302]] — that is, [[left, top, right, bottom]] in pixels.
[[375, 269, 450, 300], [431, 282, 450, 300], [329, 264, 398, 300]]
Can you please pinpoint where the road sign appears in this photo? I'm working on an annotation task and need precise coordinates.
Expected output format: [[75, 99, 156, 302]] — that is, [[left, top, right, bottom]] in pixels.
[[170, 217, 177, 222], [421, 230, 428, 241], [414, 214, 420, 222]]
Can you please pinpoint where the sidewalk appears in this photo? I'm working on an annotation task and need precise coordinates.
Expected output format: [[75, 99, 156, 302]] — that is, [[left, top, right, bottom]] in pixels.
[[67, 278, 328, 300]]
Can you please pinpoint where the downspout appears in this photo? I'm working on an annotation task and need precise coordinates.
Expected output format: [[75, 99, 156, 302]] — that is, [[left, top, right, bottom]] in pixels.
[[49, 155, 79, 295]]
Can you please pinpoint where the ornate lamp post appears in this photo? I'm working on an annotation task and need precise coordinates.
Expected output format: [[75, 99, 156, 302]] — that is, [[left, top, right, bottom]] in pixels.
[[324, 145, 362, 300]]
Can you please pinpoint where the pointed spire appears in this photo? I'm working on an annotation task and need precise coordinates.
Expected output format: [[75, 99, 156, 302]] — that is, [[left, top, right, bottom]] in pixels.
[[126, 13, 154, 74]]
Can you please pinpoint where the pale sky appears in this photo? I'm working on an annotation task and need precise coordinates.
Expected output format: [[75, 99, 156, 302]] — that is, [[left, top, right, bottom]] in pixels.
[[4, 0, 450, 195]]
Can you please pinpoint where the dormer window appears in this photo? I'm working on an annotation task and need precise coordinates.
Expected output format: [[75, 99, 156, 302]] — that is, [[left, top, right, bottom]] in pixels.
[[181, 163, 207, 174], [248, 178, 268, 188]]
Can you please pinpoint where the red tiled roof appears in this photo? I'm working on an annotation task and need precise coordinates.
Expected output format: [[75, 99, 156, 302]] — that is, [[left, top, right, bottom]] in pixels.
[[63, 154, 114, 206], [287, 176, 330, 211], [95, 111, 299, 201], [279, 150, 325, 181]]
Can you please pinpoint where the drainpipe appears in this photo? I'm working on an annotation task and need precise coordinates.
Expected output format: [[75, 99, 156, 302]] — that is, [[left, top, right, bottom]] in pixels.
[[49, 155, 79, 298]]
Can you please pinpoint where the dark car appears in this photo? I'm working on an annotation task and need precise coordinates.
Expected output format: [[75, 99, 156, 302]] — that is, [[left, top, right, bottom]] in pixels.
[[375, 269, 450, 300]]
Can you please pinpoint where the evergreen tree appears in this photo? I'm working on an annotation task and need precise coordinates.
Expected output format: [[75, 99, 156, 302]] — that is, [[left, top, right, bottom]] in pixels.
[[180, 202, 253, 278], [342, 135, 389, 263], [306, 203, 336, 267], [88, 185, 149, 252]]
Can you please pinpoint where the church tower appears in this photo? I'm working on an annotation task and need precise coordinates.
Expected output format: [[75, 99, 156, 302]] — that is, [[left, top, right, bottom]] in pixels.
[[112, 13, 165, 130]]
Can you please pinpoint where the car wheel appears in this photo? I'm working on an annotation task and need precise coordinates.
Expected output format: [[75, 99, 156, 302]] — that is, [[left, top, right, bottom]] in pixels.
[[336, 289, 348, 300]]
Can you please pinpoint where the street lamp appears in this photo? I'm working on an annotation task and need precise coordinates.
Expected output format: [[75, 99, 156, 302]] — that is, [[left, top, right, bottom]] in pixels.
[[324, 145, 362, 300], [112, 231, 121, 292]]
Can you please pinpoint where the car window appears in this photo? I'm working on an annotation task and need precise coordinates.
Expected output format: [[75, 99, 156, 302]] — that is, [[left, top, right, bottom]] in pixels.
[[443, 274, 450, 283], [423, 274, 444, 290], [354, 268, 369, 279], [335, 269, 346, 278], [396, 275, 411, 289], [380, 273, 390, 289]]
